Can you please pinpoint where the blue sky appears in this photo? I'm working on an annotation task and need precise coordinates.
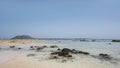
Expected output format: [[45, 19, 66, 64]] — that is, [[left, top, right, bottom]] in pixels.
[[0, 0, 120, 39]]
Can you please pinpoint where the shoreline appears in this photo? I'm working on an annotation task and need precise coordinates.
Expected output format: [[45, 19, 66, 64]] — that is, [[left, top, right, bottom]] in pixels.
[[0, 40, 120, 68]]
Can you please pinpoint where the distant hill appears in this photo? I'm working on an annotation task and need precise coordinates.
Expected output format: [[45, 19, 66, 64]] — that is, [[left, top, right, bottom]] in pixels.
[[11, 35, 34, 39]]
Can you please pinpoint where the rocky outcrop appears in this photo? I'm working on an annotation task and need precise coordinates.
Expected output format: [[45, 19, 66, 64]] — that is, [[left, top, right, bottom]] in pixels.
[[51, 48, 90, 58], [112, 40, 120, 42]]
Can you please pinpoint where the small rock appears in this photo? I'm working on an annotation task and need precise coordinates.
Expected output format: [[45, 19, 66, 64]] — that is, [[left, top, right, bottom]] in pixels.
[[58, 51, 69, 56], [82, 52, 90, 55], [99, 53, 111, 59], [50, 45, 59, 48], [79, 51, 90, 55], [67, 55, 72, 57], [18, 48, 21, 50], [27, 54, 36, 57], [62, 48, 72, 53], [30, 46, 34, 48], [53, 56, 58, 59], [10, 46, 15, 48], [51, 52, 59, 55], [62, 59, 67, 63], [57, 48, 61, 51], [42, 45, 48, 48], [36, 47, 43, 51]]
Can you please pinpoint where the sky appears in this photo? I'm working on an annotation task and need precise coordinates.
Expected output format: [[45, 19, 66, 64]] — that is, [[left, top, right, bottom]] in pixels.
[[0, 0, 120, 39]]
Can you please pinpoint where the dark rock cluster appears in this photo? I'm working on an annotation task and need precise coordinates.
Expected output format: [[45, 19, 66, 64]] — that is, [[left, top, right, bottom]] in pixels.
[[30, 45, 48, 51], [112, 40, 120, 42], [7, 45, 113, 62], [51, 48, 90, 58], [51, 48, 113, 61], [99, 53, 111, 60], [9, 45, 22, 50], [29, 45, 59, 51]]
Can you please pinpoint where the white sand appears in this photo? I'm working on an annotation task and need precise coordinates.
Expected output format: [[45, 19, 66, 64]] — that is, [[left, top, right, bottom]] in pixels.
[[0, 51, 119, 68]]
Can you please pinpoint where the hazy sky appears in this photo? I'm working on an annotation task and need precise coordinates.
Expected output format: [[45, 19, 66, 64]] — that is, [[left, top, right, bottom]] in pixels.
[[0, 0, 120, 39]]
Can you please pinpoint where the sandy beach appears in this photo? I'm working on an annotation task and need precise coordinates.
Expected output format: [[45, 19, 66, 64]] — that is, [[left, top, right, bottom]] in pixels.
[[0, 40, 120, 68], [1, 0, 120, 68]]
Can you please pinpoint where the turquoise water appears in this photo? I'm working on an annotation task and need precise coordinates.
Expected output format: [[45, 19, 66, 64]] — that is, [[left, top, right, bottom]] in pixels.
[[44, 40, 120, 55], [0, 40, 120, 57]]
